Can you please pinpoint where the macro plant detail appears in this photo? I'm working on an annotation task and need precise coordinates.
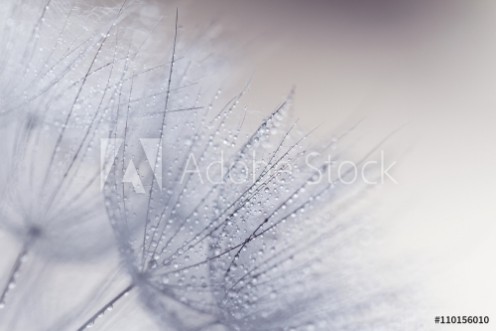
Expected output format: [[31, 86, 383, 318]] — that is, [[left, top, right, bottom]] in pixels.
[[0, 1, 415, 331]]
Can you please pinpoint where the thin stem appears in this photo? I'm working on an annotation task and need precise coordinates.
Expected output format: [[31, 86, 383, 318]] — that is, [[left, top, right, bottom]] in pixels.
[[0, 240, 30, 308], [76, 283, 134, 331]]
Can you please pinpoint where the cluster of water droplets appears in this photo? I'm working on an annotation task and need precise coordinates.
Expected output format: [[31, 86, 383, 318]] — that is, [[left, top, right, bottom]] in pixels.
[[100, 25, 383, 327]]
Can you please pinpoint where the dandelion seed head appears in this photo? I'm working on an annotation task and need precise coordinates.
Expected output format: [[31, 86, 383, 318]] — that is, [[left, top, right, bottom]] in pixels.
[[0, 0, 147, 263]]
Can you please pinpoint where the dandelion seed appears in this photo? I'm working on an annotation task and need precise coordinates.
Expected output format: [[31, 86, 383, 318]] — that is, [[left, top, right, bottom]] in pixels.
[[0, 0, 135, 312], [90, 8, 405, 328]]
